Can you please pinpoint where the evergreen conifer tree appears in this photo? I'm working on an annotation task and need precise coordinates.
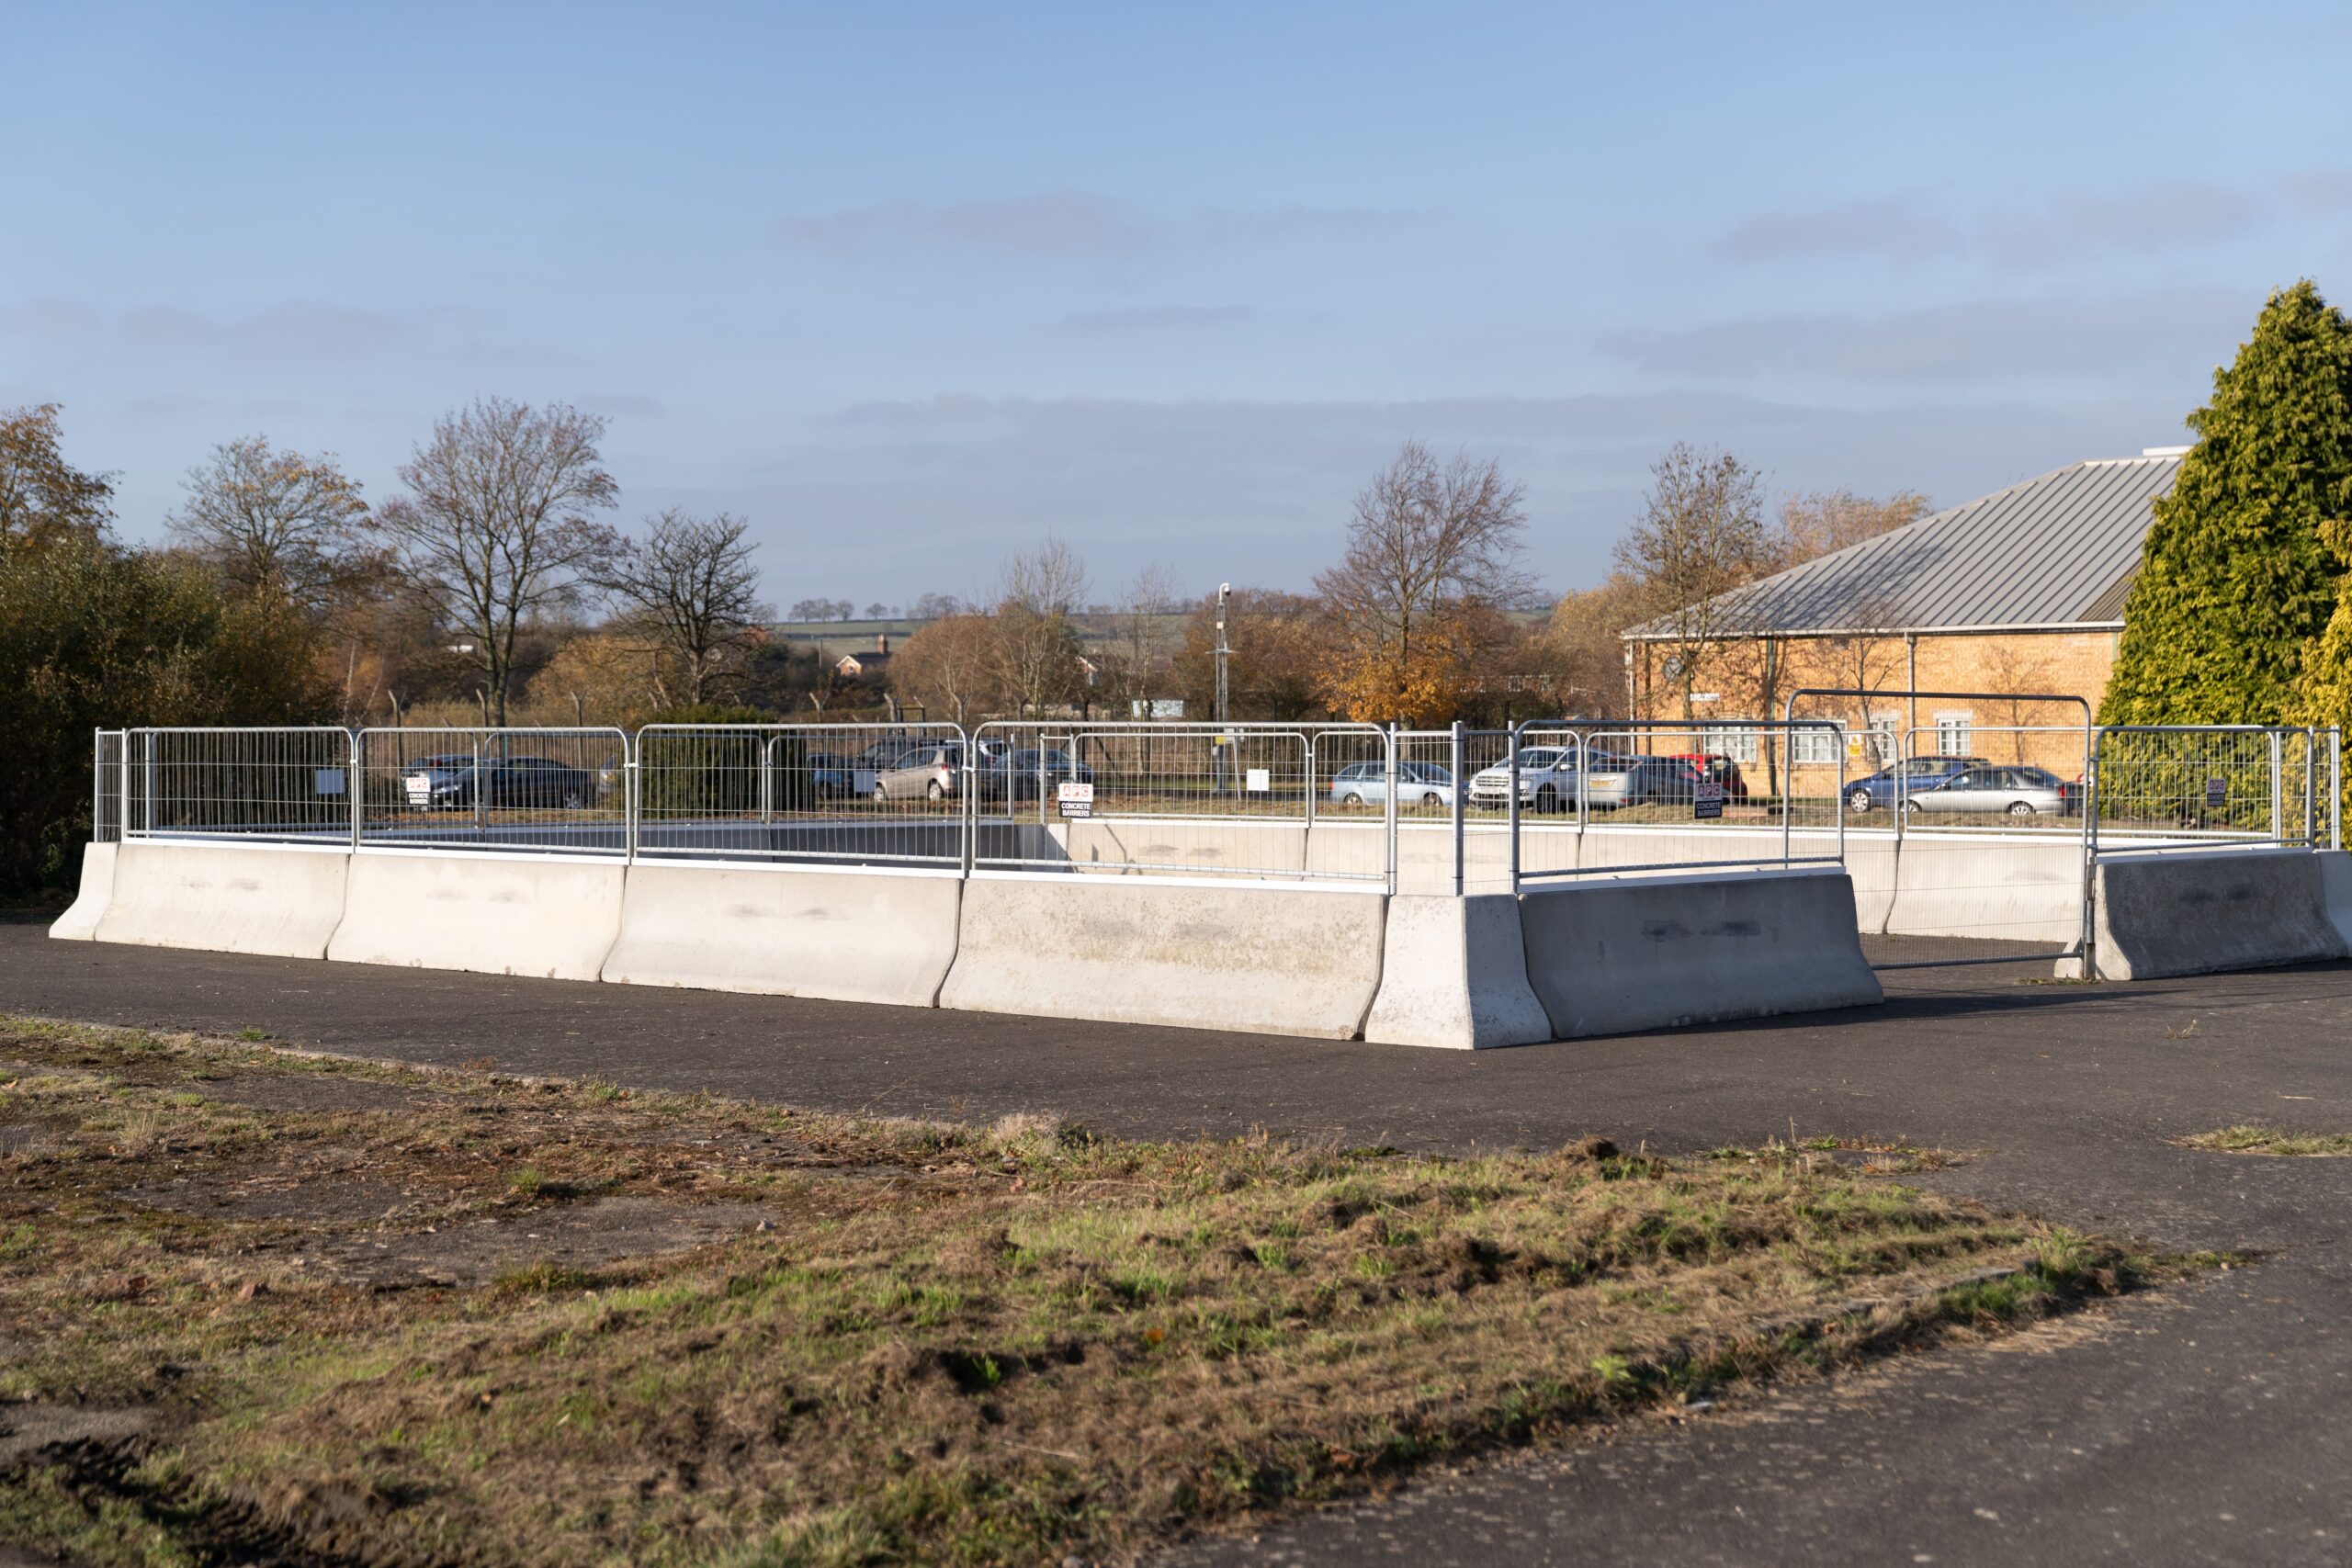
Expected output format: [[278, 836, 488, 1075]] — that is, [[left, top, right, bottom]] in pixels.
[[2100, 280, 2352, 725]]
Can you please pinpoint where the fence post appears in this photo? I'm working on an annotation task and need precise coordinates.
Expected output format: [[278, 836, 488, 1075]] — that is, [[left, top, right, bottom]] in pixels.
[[2306, 728, 2320, 848], [141, 731, 155, 834], [471, 733, 486, 841], [1449, 720, 1465, 897], [1575, 728, 1589, 829], [2269, 730, 2284, 844], [624, 733, 640, 864], [91, 729, 104, 844], [1303, 736, 1317, 829], [348, 730, 362, 850], [2080, 719, 2100, 980], [2335, 728, 2344, 852], [759, 735, 775, 829], [1506, 721, 1521, 896], [121, 731, 134, 840], [962, 730, 978, 878], [1383, 723, 1398, 896]]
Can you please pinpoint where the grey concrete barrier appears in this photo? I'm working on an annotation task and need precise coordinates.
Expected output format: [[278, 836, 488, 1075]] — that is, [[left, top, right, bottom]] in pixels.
[[89, 840, 351, 959], [940, 875, 1387, 1038], [1885, 835, 2083, 944], [2058, 848, 2347, 981], [1363, 894, 1555, 1049], [49, 842, 117, 941], [328, 850, 625, 981], [1519, 867, 1883, 1039], [601, 863, 961, 1007], [2320, 850, 2352, 953], [1056, 818, 1307, 877]]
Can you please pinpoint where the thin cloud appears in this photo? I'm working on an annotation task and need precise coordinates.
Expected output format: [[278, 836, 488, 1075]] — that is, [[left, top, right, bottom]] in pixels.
[[1057, 304, 1255, 334], [1600, 290, 2247, 382], [775, 190, 1150, 254], [1713, 199, 1964, 265], [1978, 181, 2263, 265], [1195, 204, 1438, 243]]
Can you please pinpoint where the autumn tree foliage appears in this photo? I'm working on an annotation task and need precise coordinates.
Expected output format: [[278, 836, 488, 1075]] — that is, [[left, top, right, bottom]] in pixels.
[[166, 435, 372, 609], [1313, 440, 1529, 725], [0, 403, 114, 547]]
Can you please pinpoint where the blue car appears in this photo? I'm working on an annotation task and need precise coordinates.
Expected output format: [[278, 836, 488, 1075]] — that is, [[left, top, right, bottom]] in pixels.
[[1843, 755, 1988, 814]]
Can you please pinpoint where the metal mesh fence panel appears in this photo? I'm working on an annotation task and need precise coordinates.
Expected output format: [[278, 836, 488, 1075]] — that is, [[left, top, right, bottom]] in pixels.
[[356, 728, 629, 856], [2093, 726, 2315, 852], [125, 728, 354, 845], [634, 722, 967, 870], [93, 730, 123, 844]]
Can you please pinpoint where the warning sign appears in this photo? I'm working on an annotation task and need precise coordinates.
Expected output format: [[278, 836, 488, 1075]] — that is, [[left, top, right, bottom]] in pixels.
[[1693, 779, 1725, 820], [1057, 781, 1094, 818], [2204, 776, 2228, 809]]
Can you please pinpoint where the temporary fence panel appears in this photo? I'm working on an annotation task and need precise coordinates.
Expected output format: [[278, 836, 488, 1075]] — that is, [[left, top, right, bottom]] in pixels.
[[968, 721, 1391, 884], [123, 727, 356, 846], [1506, 718, 1849, 886], [634, 721, 967, 870], [2092, 726, 2323, 853], [93, 729, 124, 844], [356, 728, 630, 857]]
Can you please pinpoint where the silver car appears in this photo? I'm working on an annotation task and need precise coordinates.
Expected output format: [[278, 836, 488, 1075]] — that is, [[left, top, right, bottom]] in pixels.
[[1905, 764, 2074, 818], [1467, 747, 1579, 813], [1329, 760, 1455, 809]]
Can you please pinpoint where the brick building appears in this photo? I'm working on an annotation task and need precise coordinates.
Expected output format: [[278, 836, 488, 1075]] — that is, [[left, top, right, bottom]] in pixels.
[[1622, 448, 2185, 786]]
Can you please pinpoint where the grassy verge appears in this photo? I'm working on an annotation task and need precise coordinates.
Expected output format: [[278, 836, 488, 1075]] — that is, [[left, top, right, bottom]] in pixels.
[[0, 1018, 2187, 1565], [2181, 1124, 2352, 1156]]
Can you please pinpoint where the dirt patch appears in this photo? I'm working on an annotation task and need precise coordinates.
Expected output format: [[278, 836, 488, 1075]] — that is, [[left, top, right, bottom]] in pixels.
[[0, 1406, 156, 1469], [186, 1072, 439, 1116], [320, 1197, 769, 1287]]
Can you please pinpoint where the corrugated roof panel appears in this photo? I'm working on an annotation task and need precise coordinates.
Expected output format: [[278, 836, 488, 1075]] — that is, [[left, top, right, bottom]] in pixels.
[[1625, 454, 2177, 637]]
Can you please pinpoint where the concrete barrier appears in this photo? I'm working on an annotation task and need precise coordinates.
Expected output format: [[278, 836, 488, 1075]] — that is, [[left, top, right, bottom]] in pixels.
[[941, 876, 1387, 1038], [2058, 848, 2347, 981], [328, 851, 624, 981], [602, 863, 960, 1007], [1057, 818, 1307, 877], [1519, 867, 1883, 1038], [1363, 894, 1554, 1049], [49, 841, 117, 941], [2320, 850, 2352, 953], [1885, 835, 2084, 945], [90, 840, 351, 959]]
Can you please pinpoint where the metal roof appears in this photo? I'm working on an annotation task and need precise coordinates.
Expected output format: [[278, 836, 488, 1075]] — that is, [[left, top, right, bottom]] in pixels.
[[1624, 453, 2180, 640]]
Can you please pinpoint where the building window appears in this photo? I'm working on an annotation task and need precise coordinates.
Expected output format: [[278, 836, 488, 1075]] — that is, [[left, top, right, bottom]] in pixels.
[[1790, 726, 1843, 765], [1868, 716, 1896, 763], [1702, 727, 1758, 762], [1935, 714, 1973, 756]]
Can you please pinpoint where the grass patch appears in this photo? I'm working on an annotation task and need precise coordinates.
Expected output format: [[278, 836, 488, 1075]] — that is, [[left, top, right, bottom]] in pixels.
[[0, 1017, 2186, 1566], [2181, 1124, 2352, 1156]]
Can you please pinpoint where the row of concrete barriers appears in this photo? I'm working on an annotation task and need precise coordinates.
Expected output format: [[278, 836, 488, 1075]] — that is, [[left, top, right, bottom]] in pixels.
[[51, 839, 2352, 1047]]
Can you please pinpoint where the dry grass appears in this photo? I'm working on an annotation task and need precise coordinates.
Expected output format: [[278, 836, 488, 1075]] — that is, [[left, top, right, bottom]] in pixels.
[[0, 1018, 2191, 1566], [2180, 1124, 2352, 1157]]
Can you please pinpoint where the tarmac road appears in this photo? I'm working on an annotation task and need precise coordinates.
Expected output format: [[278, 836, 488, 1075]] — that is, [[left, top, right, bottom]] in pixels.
[[6, 920, 2352, 1564]]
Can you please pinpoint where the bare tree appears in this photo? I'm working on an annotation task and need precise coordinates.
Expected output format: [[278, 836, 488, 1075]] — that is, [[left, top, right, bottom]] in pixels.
[[910, 591, 967, 620], [990, 536, 1090, 718], [167, 434, 370, 608], [368, 398, 619, 726], [594, 509, 766, 708], [1979, 640, 2056, 761], [1105, 564, 1178, 715], [1776, 488, 1930, 568], [891, 613, 1002, 725], [1615, 443, 1773, 720], [1314, 440, 1530, 721]]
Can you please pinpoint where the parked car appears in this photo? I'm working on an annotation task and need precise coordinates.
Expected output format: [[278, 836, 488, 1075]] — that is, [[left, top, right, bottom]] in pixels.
[[1608, 756, 1710, 808], [1662, 752, 1750, 803], [1575, 753, 1651, 809], [852, 739, 921, 772], [1843, 755, 1989, 814], [1466, 747, 1580, 813], [803, 750, 855, 798], [873, 742, 967, 802], [1904, 764, 2080, 818], [991, 748, 1096, 802], [404, 755, 600, 810], [1328, 760, 1456, 809], [392, 753, 479, 807]]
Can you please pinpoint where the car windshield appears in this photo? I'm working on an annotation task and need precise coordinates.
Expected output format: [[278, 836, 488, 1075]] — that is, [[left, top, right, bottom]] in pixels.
[[1511, 749, 1565, 769], [1406, 763, 1452, 784]]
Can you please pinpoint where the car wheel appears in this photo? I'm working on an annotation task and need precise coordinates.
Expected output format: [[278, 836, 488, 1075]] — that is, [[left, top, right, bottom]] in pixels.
[[873, 784, 888, 803], [1846, 788, 1871, 813], [1901, 799, 1923, 817], [561, 788, 584, 809], [1341, 791, 1364, 807], [2007, 800, 2035, 817], [927, 780, 946, 801]]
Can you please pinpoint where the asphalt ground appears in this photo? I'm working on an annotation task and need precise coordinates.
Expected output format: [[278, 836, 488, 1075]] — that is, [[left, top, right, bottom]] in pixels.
[[6, 919, 2352, 1564]]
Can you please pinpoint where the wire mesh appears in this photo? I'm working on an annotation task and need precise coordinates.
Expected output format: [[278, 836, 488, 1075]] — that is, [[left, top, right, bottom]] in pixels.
[[93, 730, 124, 844], [2092, 726, 2317, 852], [634, 722, 968, 870], [1873, 727, 2090, 832], [356, 728, 629, 856], [124, 728, 355, 845], [969, 721, 1388, 883]]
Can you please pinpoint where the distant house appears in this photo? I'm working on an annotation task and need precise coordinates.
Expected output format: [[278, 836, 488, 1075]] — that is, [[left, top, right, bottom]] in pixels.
[[1623, 448, 2185, 770], [833, 633, 895, 681]]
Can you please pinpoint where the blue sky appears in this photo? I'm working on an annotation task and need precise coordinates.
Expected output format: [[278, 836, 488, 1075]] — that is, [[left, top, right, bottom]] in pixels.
[[7, 1, 2350, 606]]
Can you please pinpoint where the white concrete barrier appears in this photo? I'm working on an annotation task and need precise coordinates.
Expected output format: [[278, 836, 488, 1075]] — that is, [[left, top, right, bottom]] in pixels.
[[2059, 848, 2347, 981], [1057, 818, 1308, 877], [90, 840, 350, 959], [328, 851, 624, 981], [1363, 894, 1554, 1049], [49, 841, 117, 941], [941, 876, 1387, 1038], [1519, 867, 1883, 1039], [1886, 835, 2084, 945], [602, 863, 960, 1007]]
